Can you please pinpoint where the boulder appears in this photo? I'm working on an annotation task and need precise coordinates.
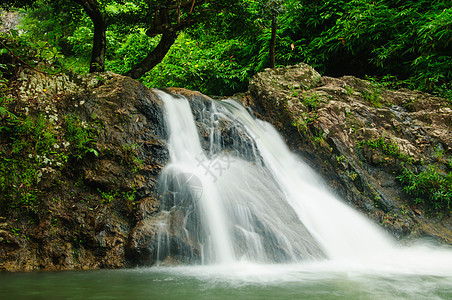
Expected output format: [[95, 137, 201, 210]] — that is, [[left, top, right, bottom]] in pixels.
[[0, 70, 168, 271]]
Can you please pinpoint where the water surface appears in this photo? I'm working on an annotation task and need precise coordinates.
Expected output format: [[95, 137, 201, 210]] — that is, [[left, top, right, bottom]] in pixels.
[[2, 262, 452, 300]]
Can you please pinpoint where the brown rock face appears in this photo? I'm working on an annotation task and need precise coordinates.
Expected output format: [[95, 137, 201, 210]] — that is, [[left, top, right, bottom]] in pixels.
[[245, 64, 452, 243], [0, 71, 168, 271]]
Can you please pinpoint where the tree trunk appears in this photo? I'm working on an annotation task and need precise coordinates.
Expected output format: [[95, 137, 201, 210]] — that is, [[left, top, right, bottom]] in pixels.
[[269, 11, 277, 68], [73, 0, 106, 73], [90, 15, 106, 72], [124, 31, 178, 79]]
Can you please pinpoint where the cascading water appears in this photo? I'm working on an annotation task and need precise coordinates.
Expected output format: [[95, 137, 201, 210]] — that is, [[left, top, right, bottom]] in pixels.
[[154, 90, 452, 277], [216, 99, 395, 260], [156, 91, 324, 264]]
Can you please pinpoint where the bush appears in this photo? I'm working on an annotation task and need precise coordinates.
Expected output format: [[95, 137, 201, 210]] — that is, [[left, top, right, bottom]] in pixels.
[[397, 166, 452, 212], [141, 33, 251, 95], [276, 0, 452, 101]]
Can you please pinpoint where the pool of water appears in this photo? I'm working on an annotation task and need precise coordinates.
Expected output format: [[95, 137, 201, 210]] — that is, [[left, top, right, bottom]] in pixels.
[[2, 261, 451, 300]]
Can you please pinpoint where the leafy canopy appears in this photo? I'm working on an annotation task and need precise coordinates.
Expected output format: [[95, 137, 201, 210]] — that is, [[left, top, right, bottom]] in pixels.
[[1, 0, 451, 98]]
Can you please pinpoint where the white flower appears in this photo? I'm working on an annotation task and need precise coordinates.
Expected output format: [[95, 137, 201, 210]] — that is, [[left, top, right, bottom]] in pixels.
[[36, 170, 42, 183], [49, 115, 58, 123]]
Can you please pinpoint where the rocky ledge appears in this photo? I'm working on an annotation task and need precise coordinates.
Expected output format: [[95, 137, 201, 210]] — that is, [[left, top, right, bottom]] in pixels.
[[243, 63, 451, 242]]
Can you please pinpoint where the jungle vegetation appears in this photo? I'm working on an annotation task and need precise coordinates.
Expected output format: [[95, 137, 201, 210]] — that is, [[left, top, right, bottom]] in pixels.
[[0, 0, 450, 98]]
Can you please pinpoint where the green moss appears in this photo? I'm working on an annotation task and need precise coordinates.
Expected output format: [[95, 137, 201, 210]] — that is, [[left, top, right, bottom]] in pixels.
[[345, 114, 364, 133], [0, 107, 100, 214], [121, 143, 143, 173], [358, 135, 451, 214], [301, 92, 320, 111], [0, 101, 62, 213], [344, 85, 355, 95]]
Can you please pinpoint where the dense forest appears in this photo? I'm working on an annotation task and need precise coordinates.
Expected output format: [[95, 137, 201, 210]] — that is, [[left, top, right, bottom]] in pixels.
[[1, 0, 451, 98]]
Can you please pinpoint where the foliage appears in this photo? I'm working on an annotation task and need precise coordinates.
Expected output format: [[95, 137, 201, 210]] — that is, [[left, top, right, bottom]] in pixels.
[[0, 100, 58, 213], [0, 31, 64, 87], [276, 0, 452, 100], [140, 33, 251, 95], [397, 166, 452, 212], [63, 115, 98, 159], [360, 88, 382, 108], [3, 0, 451, 98], [289, 93, 321, 136], [0, 82, 97, 215], [357, 134, 413, 163], [98, 188, 118, 203], [357, 134, 451, 214], [301, 92, 320, 110], [0, 111, 99, 214], [10, 2, 89, 74], [0, 155, 41, 213], [105, 28, 159, 75]]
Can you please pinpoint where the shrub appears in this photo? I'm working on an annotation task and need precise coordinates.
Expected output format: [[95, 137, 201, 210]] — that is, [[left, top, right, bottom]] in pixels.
[[397, 166, 452, 212]]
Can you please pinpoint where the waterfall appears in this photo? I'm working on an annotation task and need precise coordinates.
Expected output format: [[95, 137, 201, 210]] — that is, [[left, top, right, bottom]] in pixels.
[[154, 91, 452, 272], [217, 99, 395, 260]]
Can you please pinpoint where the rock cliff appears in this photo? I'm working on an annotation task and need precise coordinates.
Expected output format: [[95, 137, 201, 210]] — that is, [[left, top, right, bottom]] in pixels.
[[1, 63, 451, 271], [243, 63, 452, 242], [0, 70, 168, 271]]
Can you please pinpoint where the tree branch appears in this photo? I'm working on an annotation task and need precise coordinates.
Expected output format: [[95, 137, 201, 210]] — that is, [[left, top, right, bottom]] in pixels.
[[72, 0, 106, 72], [0, 39, 55, 76], [123, 31, 178, 79]]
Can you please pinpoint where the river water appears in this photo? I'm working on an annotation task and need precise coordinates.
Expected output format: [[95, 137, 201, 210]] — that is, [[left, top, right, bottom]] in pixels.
[[1, 262, 452, 299]]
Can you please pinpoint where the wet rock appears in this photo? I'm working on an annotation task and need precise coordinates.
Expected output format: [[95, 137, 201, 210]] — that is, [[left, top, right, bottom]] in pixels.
[[125, 215, 165, 266], [135, 196, 160, 221]]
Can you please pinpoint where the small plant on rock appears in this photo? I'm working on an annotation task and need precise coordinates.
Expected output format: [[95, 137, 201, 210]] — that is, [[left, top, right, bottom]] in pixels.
[[361, 88, 382, 108], [397, 166, 452, 213], [63, 115, 98, 159]]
